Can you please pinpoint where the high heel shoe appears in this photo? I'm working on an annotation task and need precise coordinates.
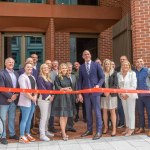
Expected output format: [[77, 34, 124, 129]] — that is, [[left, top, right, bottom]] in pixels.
[[60, 132, 69, 138], [62, 136, 68, 141], [125, 130, 134, 136], [111, 131, 116, 137], [122, 128, 129, 135], [103, 128, 108, 134]]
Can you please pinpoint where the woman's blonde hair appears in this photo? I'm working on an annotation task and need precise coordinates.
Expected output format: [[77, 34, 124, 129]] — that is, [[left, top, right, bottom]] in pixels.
[[58, 63, 70, 80], [102, 59, 113, 74], [40, 64, 52, 82], [121, 60, 131, 73]]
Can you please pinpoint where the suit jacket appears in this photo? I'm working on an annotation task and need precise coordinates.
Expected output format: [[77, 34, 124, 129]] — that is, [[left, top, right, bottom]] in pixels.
[[18, 73, 37, 107], [117, 71, 138, 99], [78, 61, 105, 96], [37, 75, 53, 100], [50, 70, 58, 83], [102, 71, 118, 97], [70, 74, 77, 90], [0, 69, 19, 105], [35, 63, 40, 74]]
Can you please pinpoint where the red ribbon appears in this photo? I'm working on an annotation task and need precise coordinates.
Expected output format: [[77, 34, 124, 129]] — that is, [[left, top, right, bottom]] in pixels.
[[0, 87, 149, 94]]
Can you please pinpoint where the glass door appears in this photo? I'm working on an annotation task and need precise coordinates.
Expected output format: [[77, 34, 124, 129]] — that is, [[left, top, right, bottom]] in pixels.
[[3, 36, 21, 70]]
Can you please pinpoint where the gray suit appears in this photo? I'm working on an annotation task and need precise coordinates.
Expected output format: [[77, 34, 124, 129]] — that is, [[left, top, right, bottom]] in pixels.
[[66, 74, 77, 129], [50, 70, 58, 83]]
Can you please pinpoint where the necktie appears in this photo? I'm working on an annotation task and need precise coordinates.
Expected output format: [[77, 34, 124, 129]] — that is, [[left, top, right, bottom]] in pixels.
[[86, 62, 90, 74]]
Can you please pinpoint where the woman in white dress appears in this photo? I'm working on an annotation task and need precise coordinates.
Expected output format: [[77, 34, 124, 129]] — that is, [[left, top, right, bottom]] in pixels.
[[117, 60, 138, 136], [101, 59, 118, 136]]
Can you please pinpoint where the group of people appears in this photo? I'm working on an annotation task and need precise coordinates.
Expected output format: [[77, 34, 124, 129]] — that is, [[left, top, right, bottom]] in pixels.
[[0, 50, 150, 145]]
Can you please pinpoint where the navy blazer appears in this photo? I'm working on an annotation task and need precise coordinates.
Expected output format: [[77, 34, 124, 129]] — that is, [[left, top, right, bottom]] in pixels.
[[78, 61, 105, 96], [35, 63, 40, 74], [0, 69, 19, 105], [37, 76, 53, 100]]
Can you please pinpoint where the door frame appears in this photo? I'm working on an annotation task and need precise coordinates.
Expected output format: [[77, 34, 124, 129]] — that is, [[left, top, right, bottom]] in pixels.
[[70, 33, 99, 63], [2, 33, 45, 69]]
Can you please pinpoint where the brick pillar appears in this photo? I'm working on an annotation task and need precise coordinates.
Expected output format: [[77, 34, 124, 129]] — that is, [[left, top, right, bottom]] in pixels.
[[131, 0, 150, 128], [55, 32, 70, 63], [45, 18, 55, 61], [131, 0, 150, 67], [98, 27, 113, 62]]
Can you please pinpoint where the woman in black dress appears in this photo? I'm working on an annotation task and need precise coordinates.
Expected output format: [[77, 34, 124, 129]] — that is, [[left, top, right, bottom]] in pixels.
[[51, 63, 74, 141]]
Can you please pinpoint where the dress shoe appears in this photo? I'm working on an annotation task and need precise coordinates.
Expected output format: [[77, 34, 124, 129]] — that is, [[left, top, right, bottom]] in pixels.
[[135, 128, 145, 134], [1, 138, 8, 145], [66, 128, 76, 132], [147, 130, 150, 137], [81, 130, 93, 137], [92, 132, 102, 140], [83, 118, 87, 123], [117, 122, 125, 128], [48, 127, 58, 133], [9, 135, 19, 140], [74, 116, 79, 122], [31, 129, 39, 135]]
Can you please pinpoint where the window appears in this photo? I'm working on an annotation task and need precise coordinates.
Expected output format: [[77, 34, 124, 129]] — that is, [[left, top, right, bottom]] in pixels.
[[55, 0, 98, 5], [30, 37, 42, 44], [0, 0, 47, 3]]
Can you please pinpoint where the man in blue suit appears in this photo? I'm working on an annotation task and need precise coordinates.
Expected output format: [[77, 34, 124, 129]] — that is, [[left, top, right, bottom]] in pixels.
[[78, 50, 104, 140]]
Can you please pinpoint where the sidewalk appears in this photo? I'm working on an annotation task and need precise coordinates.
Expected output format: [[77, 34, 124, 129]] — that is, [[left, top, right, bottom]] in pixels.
[[1, 135, 150, 150]]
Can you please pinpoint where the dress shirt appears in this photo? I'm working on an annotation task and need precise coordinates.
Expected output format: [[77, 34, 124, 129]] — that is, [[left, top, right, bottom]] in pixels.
[[6, 68, 17, 88]]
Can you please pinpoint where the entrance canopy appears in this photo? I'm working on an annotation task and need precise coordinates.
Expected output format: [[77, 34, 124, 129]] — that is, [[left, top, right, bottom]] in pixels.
[[0, 3, 122, 32]]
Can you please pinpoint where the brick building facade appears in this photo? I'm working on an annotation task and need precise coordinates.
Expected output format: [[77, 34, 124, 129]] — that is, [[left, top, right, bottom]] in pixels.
[[0, 0, 149, 67]]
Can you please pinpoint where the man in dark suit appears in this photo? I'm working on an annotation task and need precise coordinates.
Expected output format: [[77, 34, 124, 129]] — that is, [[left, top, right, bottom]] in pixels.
[[48, 60, 59, 133], [31, 53, 40, 73], [66, 62, 77, 132], [0, 57, 19, 144], [78, 50, 105, 140]]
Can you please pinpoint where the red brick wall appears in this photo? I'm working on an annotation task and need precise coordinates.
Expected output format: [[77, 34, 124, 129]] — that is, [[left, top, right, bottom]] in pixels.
[[100, 0, 121, 7], [131, 1, 150, 127], [99, 0, 131, 63], [131, 0, 150, 67], [55, 32, 70, 63], [99, 0, 121, 62], [121, 0, 131, 16]]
